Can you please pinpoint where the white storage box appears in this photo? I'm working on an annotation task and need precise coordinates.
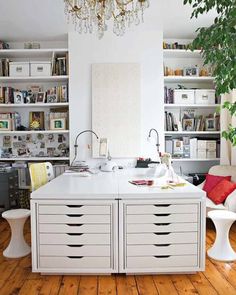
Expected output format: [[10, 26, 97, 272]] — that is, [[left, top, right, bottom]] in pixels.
[[195, 89, 215, 105], [206, 141, 216, 151], [30, 61, 51, 76], [174, 90, 195, 105], [9, 62, 30, 77], [207, 150, 217, 159], [197, 140, 207, 150], [197, 150, 207, 159]]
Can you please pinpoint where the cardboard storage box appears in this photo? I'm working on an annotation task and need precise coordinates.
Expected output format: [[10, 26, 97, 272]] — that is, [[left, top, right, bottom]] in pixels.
[[9, 62, 30, 77], [174, 89, 195, 105], [30, 61, 51, 76], [195, 89, 215, 105]]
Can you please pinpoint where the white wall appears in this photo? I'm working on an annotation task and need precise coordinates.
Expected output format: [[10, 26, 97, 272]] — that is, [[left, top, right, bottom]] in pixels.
[[69, 3, 164, 167]]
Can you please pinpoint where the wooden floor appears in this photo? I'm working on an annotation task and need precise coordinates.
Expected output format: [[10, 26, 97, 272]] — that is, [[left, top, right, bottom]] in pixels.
[[1, 219, 236, 295]]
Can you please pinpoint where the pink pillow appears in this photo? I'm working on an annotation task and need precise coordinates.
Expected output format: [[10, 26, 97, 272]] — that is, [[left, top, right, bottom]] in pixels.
[[208, 179, 236, 204], [203, 174, 231, 194]]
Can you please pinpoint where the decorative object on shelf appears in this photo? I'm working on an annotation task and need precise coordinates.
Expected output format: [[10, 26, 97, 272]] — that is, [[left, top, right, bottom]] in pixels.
[[183, 118, 195, 131], [183, 66, 199, 77], [14, 91, 24, 104], [29, 112, 44, 130], [0, 40, 10, 49], [50, 118, 66, 130], [24, 42, 40, 49], [205, 118, 216, 131], [64, 0, 150, 39], [0, 119, 11, 131], [36, 92, 46, 103]]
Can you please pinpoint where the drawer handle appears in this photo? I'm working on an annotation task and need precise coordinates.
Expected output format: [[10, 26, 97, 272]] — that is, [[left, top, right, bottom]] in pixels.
[[67, 233, 83, 236], [154, 223, 170, 226], [154, 204, 170, 207], [66, 214, 83, 217], [154, 244, 170, 247], [66, 224, 83, 227], [154, 232, 170, 235], [67, 245, 83, 247], [66, 205, 83, 208], [154, 214, 170, 217], [154, 255, 170, 259], [67, 256, 83, 259]]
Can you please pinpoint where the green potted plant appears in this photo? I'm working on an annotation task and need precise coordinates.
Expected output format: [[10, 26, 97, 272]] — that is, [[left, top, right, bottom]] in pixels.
[[183, 0, 236, 146]]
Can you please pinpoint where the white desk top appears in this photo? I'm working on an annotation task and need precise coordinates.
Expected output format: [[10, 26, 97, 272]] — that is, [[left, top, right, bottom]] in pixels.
[[31, 168, 205, 200]]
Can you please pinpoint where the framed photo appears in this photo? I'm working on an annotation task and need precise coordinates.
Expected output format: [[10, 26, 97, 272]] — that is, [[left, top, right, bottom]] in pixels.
[[29, 111, 44, 130], [50, 118, 66, 130], [0, 119, 11, 131], [14, 91, 24, 104], [205, 118, 216, 131], [47, 94, 57, 103], [36, 92, 46, 103], [184, 66, 199, 77], [183, 118, 195, 131]]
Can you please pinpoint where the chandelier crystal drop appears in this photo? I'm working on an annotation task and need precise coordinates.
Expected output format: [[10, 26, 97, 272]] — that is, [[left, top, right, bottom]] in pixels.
[[64, 0, 150, 39]]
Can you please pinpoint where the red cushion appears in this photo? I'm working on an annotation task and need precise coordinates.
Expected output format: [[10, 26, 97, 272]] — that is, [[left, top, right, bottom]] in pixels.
[[208, 179, 236, 204], [203, 174, 231, 194]]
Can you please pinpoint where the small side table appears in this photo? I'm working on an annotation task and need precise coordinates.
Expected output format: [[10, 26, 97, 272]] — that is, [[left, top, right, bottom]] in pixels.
[[208, 210, 236, 262], [2, 209, 31, 258]]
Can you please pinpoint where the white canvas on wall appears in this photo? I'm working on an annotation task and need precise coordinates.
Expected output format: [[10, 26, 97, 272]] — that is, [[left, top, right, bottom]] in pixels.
[[92, 63, 141, 158]]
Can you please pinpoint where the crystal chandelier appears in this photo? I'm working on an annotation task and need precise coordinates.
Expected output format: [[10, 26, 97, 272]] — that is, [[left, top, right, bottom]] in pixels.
[[64, 0, 150, 39]]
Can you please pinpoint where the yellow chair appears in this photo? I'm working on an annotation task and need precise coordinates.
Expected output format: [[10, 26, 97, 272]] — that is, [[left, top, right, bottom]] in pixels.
[[29, 162, 54, 191]]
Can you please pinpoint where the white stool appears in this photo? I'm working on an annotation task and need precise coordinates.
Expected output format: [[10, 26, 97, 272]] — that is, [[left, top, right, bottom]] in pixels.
[[2, 209, 31, 258], [208, 210, 236, 262]]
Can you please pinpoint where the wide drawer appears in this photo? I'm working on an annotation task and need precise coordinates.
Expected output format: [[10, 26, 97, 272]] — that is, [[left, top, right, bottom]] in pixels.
[[127, 256, 198, 268], [40, 245, 110, 256], [127, 244, 198, 256], [39, 214, 110, 224], [127, 232, 197, 244], [38, 205, 110, 215], [39, 223, 110, 233], [40, 256, 110, 269], [39, 233, 110, 245], [127, 223, 197, 233], [126, 204, 198, 215], [127, 214, 197, 224]]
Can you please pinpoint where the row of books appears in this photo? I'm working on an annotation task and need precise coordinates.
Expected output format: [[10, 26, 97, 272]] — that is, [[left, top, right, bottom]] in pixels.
[[165, 137, 220, 159], [164, 86, 174, 104], [0, 112, 21, 130], [0, 85, 68, 104], [0, 58, 9, 76], [52, 53, 68, 76]]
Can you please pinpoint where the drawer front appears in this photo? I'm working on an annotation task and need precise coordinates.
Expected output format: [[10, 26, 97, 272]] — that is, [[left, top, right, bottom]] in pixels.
[[39, 214, 110, 224], [40, 256, 110, 269], [127, 232, 197, 245], [39, 223, 110, 233], [127, 204, 197, 215], [38, 205, 110, 215], [127, 256, 198, 268], [127, 223, 197, 233], [127, 244, 198, 256], [39, 233, 110, 245], [127, 214, 197, 224], [40, 245, 110, 256]]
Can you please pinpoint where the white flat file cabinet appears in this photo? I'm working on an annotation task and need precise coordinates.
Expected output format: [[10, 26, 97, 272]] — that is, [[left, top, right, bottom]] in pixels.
[[119, 199, 206, 274], [31, 199, 118, 274]]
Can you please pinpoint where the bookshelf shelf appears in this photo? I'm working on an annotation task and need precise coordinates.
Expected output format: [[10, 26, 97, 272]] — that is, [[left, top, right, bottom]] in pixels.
[[165, 131, 221, 135], [0, 157, 70, 161], [164, 76, 215, 83], [163, 49, 202, 58], [0, 130, 70, 135], [164, 104, 220, 109], [0, 75, 69, 83], [0, 103, 69, 108], [172, 158, 220, 162], [0, 48, 68, 58]]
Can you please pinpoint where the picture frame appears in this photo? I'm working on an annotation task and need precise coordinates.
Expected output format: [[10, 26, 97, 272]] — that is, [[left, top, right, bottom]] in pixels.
[[36, 92, 46, 103], [47, 94, 58, 103], [0, 119, 11, 131], [205, 118, 216, 131], [183, 118, 195, 131], [50, 118, 66, 130], [29, 111, 45, 130], [14, 91, 24, 104], [183, 66, 199, 77]]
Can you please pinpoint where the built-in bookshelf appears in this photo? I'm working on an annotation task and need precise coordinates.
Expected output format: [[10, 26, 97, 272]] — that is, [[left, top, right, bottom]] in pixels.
[[0, 48, 70, 162], [163, 45, 221, 163]]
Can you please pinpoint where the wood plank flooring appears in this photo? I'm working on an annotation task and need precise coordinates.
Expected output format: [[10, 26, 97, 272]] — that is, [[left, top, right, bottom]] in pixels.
[[1, 218, 236, 295]]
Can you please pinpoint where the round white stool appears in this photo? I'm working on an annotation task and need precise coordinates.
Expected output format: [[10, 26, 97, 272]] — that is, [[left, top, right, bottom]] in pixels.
[[2, 209, 31, 258], [208, 210, 236, 262]]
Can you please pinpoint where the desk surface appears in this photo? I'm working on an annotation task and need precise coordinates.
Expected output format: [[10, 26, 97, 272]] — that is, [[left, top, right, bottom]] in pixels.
[[31, 168, 205, 200]]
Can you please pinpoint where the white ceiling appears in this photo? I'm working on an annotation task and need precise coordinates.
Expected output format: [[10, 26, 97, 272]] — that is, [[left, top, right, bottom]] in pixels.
[[0, 0, 216, 42]]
